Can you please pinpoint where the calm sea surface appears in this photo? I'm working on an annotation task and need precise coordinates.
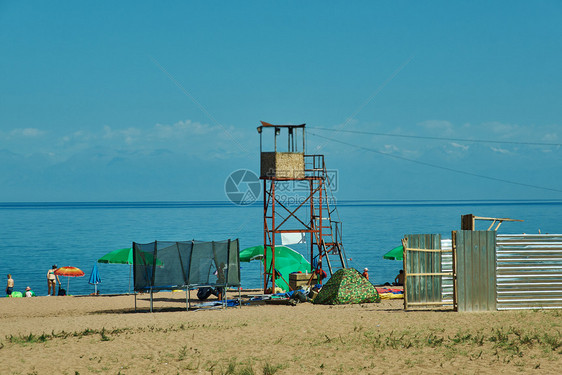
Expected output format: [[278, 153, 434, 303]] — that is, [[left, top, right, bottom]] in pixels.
[[1, 200, 560, 297]]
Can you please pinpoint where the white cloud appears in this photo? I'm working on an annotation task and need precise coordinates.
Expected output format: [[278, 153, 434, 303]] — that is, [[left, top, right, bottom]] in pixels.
[[61, 130, 94, 144], [10, 128, 45, 137], [483, 121, 517, 134], [542, 133, 559, 142], [417, 120, 453, 134], [382, 144, 399, 153], [451, 142, 469, 151], [491, 146, 510, 154], [103, 126, 142, 145], [100, 120, 227, 147], [153, 120, 216, 139]]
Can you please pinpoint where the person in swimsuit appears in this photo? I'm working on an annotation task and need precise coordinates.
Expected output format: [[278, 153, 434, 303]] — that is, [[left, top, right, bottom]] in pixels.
[[361, 268, 369, 280], [394, 269, 405, 286], [47, 265, 60, 296], [6, 274, 14, 296]]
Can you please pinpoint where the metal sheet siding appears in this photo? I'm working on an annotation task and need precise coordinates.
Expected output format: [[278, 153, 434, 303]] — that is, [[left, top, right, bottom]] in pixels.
[[404, 234, 442, 305], [456, 231, 497, 312], [496, 234, 562, 310], [441, 239, 454, 304]]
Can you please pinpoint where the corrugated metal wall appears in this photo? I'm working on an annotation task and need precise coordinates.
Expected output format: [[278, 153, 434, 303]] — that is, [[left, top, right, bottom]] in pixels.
[[456, 230, 497, 312], [441, 239, 454, 305], [404, 234, 442, 308], [404, 232, 562, 312], [496, 234, 562, 310]]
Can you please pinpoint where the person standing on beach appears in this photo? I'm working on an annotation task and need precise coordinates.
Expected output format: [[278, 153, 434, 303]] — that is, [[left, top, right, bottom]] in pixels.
[[6, 274, 14, 296], [215, 263, 226, 300], [47, 265, 60, 296]]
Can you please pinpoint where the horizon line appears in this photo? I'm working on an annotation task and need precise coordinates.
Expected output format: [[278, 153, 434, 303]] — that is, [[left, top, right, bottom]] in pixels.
[[1, 198, 561, 209]]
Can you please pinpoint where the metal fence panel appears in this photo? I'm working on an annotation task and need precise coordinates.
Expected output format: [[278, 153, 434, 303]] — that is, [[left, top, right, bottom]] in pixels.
[[496, 234, 562, 310], [441, 239, 454, 304], [456, 230, 496, 312], [404, 234, 442, 307]]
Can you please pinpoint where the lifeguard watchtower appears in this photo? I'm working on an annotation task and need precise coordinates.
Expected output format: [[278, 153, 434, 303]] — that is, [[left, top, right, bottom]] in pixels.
[[258, 121, 348, 292]]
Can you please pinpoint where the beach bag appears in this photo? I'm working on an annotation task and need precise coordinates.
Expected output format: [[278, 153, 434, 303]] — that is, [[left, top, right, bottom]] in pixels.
[[58, 288, 66, 296], [293, 290, 309, 303]]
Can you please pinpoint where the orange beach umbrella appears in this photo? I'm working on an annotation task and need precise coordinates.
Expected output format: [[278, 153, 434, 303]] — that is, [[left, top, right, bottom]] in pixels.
[[54, 266, 85, 295]]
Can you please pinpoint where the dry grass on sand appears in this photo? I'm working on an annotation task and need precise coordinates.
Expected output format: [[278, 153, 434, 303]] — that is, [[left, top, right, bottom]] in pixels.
[[0, 290, 561, 374]]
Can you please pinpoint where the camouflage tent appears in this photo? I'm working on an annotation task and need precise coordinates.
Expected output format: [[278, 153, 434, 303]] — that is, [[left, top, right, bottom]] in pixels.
[[313, 268, 380, 305]]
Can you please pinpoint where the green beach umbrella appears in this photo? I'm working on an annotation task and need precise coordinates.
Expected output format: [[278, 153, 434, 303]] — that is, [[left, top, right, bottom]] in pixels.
[[383, 245, 404, 260], [240, 245, 311, 292], [97, 248, 162, 294], [97, 248, 162, 265], [98, 248, 134, 264]]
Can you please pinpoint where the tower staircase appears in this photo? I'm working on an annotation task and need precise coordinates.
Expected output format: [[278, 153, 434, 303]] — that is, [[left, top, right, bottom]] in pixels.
[[305, 155, 348, 276]]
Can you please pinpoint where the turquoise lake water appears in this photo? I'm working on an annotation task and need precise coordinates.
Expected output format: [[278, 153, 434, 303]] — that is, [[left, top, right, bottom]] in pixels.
[[1, 200, 560, 296]]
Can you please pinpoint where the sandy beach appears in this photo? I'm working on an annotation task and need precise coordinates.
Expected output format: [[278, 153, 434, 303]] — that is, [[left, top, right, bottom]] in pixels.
[[1, 290, 561, 374]]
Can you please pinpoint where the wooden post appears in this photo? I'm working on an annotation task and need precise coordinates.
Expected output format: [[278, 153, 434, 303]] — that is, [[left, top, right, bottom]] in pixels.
[[461, 214, 475, 230], [461, 214, 522, 231]]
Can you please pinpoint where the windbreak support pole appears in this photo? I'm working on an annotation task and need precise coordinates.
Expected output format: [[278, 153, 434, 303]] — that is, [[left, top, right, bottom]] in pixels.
[[128, 264, 131, 294]]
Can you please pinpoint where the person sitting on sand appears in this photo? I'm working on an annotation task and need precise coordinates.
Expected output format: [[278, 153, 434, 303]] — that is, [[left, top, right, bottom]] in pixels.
[[394, 269, 404, 286], [25, 286, 35, 297], [6, 274, 14, 296], [47, 265, 60, 296], [361, 268, 369, 280]]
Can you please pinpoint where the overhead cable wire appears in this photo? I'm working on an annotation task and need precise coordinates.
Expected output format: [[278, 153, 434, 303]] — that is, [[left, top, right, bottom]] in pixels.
[[315, 54, 415, 152], [148, 55, 248, 153], [309, 132, 562, 194], [310, 127, 562, 147]]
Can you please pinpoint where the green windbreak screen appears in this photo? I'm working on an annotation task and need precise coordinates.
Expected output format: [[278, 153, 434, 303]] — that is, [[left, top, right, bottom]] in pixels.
[[133, 239, 240, 291]]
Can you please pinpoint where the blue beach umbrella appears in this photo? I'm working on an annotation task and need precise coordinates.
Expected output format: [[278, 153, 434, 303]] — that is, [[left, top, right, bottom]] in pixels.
[[88, 263, 102, 295]]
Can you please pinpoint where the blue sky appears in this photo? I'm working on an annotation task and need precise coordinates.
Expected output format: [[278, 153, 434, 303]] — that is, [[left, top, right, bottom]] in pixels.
[[1, 1, 561, 201]]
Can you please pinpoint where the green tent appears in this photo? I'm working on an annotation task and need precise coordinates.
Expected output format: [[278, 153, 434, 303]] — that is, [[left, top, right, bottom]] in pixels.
[[240, 245, 310, 292], [313, 268, 380, 305], [383, 245, 403, 260]]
